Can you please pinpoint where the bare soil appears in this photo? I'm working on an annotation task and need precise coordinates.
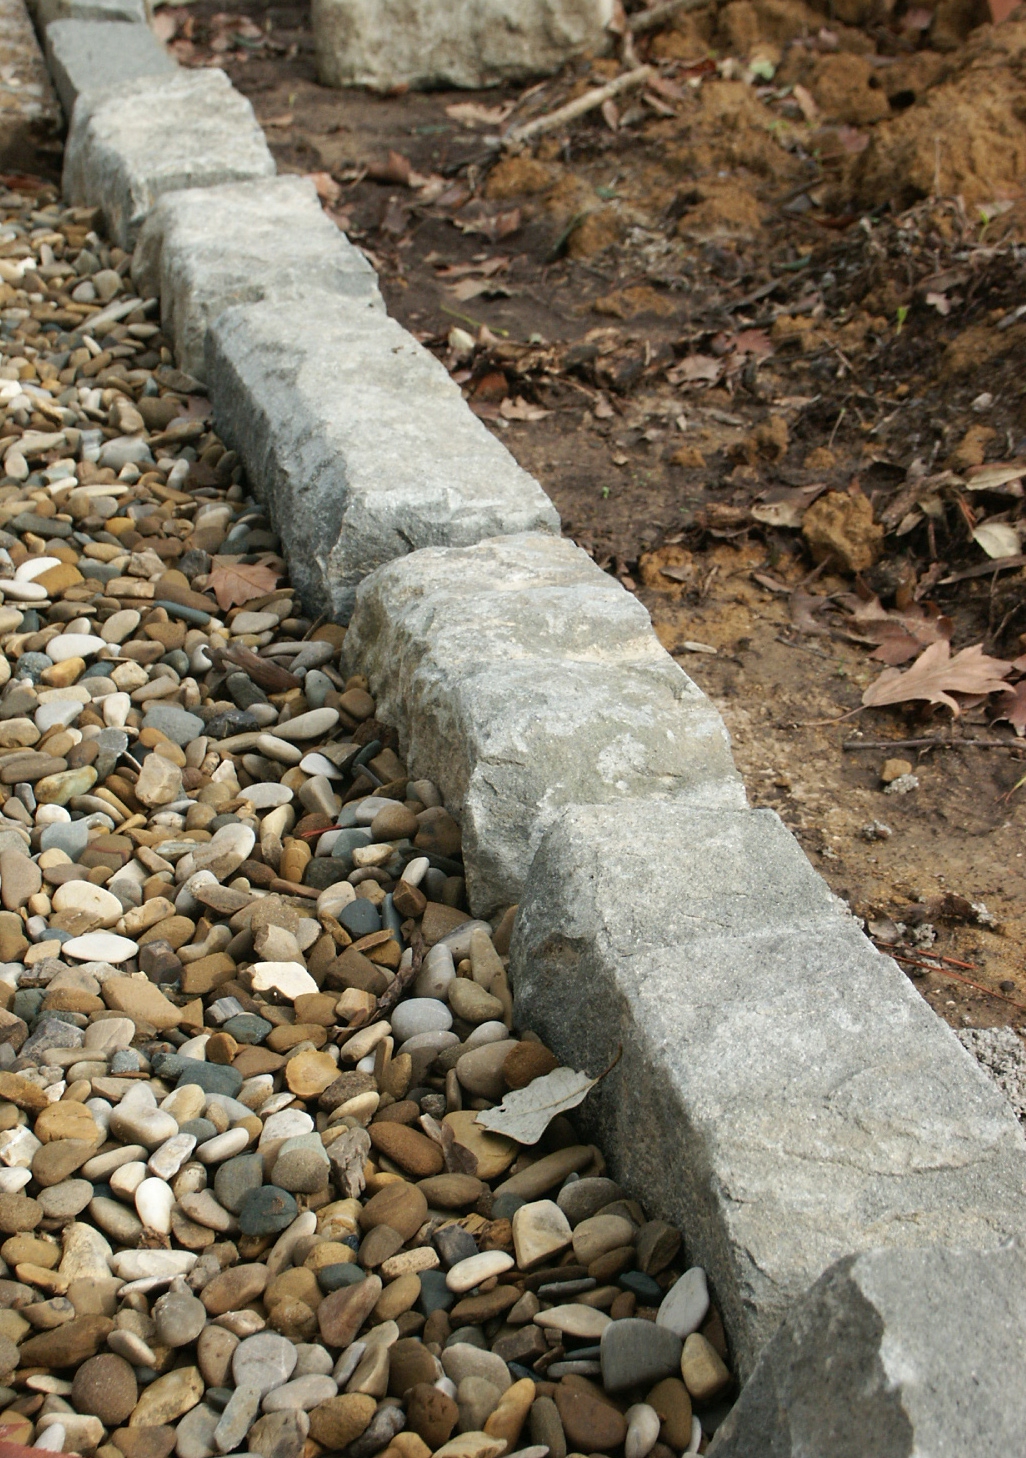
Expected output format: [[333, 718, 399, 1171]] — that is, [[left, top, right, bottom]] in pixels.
[[157, 0, 1026, 1036]]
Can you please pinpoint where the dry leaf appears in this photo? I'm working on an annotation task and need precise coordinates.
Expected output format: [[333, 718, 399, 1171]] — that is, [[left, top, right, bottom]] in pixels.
[[306, 171, 341, 205], [793, 83, 819, 121], [206, 559, 281, 611], [924, 291, 950, 316], [993, 681, 1026, 736], [475, 1066, 600, 1144], [965, 462, 1025, 493], [445, 101, 512, 127], [751, 483, 825, 529], [862, 640, 1013, 716], [500, 396, 551, 421], [973, 522, 1020, 559], [668, 354, 722, 386], [367, 151, 413, 187], [790, 588, 830, 636]]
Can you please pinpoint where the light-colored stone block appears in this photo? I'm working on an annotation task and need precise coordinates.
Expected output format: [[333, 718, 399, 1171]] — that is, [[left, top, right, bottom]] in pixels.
[[45, 17, 173, 117], [206, 295, 560, 624], [511, 799, 1026, 1378], [0, 0, 61, 174], [63, 67, 276, 248], [313, 0, 613, 91], [344, 533, 744, 915], [710, 1245, 1026, 1454], [132, 175, 383, 381]]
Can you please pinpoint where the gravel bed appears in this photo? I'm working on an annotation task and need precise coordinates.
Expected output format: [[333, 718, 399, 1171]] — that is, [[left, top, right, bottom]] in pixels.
[[0, 178, 734, 1457]]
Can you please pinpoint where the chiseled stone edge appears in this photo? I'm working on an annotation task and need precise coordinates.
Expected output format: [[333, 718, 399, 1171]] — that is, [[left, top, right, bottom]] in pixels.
[[707, 1244, 1026, 1455], [510, 799, 1026, 1381], [32, 39, 1026, 1436]]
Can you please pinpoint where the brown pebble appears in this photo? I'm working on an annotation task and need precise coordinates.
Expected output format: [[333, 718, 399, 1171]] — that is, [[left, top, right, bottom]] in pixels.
[[503, 1041, 558, 1090], [368, 1123, 444, 1178], [72, 1353, 138, 1426]]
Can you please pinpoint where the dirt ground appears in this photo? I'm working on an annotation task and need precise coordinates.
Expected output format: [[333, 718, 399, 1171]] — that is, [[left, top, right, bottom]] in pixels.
[[156, 0, 1026, 1036]]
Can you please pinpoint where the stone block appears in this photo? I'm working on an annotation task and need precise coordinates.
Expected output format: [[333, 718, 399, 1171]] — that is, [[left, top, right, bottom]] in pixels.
[[0, 0, 61, 174], [132, 175, 384, 380], [34, 0, 145, 29], [45, 17, 174, 117], [62, 66, 275, 248], [709, 1245, 1026, 1455], [312, 0, 613, 91], [343, 533, 744, 915], [511, 799, 1026, 1378], [206, 295, 559, 624]]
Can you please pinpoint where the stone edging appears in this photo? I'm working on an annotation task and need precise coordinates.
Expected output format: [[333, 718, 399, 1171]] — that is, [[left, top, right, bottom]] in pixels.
[[21, 3, 1026, 1445]]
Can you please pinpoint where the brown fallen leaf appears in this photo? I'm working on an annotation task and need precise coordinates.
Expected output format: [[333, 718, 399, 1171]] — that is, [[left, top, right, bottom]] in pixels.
[[206, 559, 281, 612], [993, 681, 1026, 736], [790, 588, 831, 637], [862, 640, 1014, 716], [500, 396, 550, 421], [667, 354, 722, 386], [305, 171, 341, 205], [366, 150, 413, 187]]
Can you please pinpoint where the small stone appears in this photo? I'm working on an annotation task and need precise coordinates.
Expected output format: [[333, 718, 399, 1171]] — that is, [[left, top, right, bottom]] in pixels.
[[440, 1344, 511, 1394], [286, 1049, 339, 1098], [317, 1275, 382, 1348], [679, 1332, 730, 1402], [455, 1040, 517, 1100], [359, 1182, 428, 1241], [308, 1394, 376, 1448], [153, 1288, 208, 1347], [442, 1112, 516, 1179], [600, 1317, 682, 1393], [502, 1041, 558, 1089], [368, 1123, 443, 1178], [554, 1384, 627, 1453], [512, 1200, 572, 1270], [406, 1384, 458, 1448], [72, 1353, 138, 1426], [656, 1268, 709, 1340], [645, 1378, 693, 1451], [135, 753, 184, 807], [64, 932, 138, 964], [129, 1365, 205, 1427], [572, 1214, 636, 1265]]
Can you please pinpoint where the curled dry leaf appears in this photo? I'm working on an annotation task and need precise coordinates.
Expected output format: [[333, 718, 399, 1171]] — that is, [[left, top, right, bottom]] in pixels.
[[667, 354, 722, 386], [500, 396, 551, 422], [205, 559, 281, 611], [475, 1066, 600, 1145], [862, 639, 1014, 716], [973, 521, 1021, 559], [993, 681, 1026, 736]]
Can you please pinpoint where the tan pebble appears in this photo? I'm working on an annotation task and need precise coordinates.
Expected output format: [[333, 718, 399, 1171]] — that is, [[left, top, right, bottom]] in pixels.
[[680, 1332, 730, 1402]]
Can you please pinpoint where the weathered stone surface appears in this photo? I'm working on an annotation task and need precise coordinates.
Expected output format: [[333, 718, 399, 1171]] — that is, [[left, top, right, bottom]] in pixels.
[[35, 0, 146, 28], [207, 296, 559, 623], [712, 1246, 1026, 1455], [132, 175, 383, 380], [45, 18, 174, 118], [63, 66, 275, 248], [512, 800, 1026, 1377], [344, 533, 743, 914], [312, 0, 613, 92], [0, 0, 61, 173]]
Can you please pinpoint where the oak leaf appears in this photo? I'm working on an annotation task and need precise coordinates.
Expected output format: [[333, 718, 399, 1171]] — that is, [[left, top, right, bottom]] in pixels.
[[862, 640, 1014, 716], [993, 681, 1026, 737], [206, 559, 280, 611]]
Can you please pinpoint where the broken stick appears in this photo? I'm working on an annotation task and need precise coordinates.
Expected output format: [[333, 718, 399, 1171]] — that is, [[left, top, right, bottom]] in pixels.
[[502, 65, 654, 148], [628, 0, 713, 33]]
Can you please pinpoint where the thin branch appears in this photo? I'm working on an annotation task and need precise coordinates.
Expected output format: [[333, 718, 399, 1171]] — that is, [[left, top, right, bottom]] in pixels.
[[843, 737, 1023, 751], [503, 66, 654, 148], [628, 0, 713, 33]]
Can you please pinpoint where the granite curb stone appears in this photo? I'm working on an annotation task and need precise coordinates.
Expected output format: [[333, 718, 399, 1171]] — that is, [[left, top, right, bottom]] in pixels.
[[63, 65, 275, 246], [45, 16, 174, 116], [343, 532, 744, 915], [206, 292, 560, 622], [708, 1245, 1026, 1455], [510, 799, 1026, 1377], [132, 175, 384, 380]]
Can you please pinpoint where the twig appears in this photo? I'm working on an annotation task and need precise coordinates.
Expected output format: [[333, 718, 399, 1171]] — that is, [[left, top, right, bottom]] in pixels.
[[502, 66, 654, 148], [877, 945, 1026, 1013], [842, 737, 1022, 751], [938, 553, 1026, 585], [628, 0, 712, 33]]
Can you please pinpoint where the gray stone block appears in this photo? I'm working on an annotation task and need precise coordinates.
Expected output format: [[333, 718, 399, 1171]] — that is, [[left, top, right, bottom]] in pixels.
[[132, 175, 384, 381], [343, 533, 744, 916], [511, 799, 1026, 1378], [206, 295, 560, 624], [35, 0, 146, 31], [0, 0, 61, 175], [312, 0, 613, 91], [709, 1245, 1026, 1455], [62, 67, 275, 248], [45, 17, 173, 117]]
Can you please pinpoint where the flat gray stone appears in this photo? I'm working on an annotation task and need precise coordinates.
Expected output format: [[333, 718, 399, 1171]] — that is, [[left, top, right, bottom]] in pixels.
[[206, 294, 559, 623], [343, 532, 743, 914], [63, 67, 275, 248], [511, 800, 1026, 1378], [599, 1317, 682, 1393], [711, 1245, 1026, 1455], [142, 705, 204, 747], [132, 175, 383, 380], [45, 18, 174, 118], [312, 0, 612, 91]]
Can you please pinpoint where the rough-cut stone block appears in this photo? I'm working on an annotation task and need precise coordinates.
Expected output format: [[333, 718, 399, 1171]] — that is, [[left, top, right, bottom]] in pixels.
[[45, 17, 174, 117], [313, 0, 612, 91], [132, 175, 383, 381], [344, 534, 744, 915], [710, 1245, 1026, 1455], [35, 0, 145, 30], [206, 296, 560, 624], [0, 0, 61, 174], [63, 67, 276, 249], [511, 799, 1026, 1378]]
